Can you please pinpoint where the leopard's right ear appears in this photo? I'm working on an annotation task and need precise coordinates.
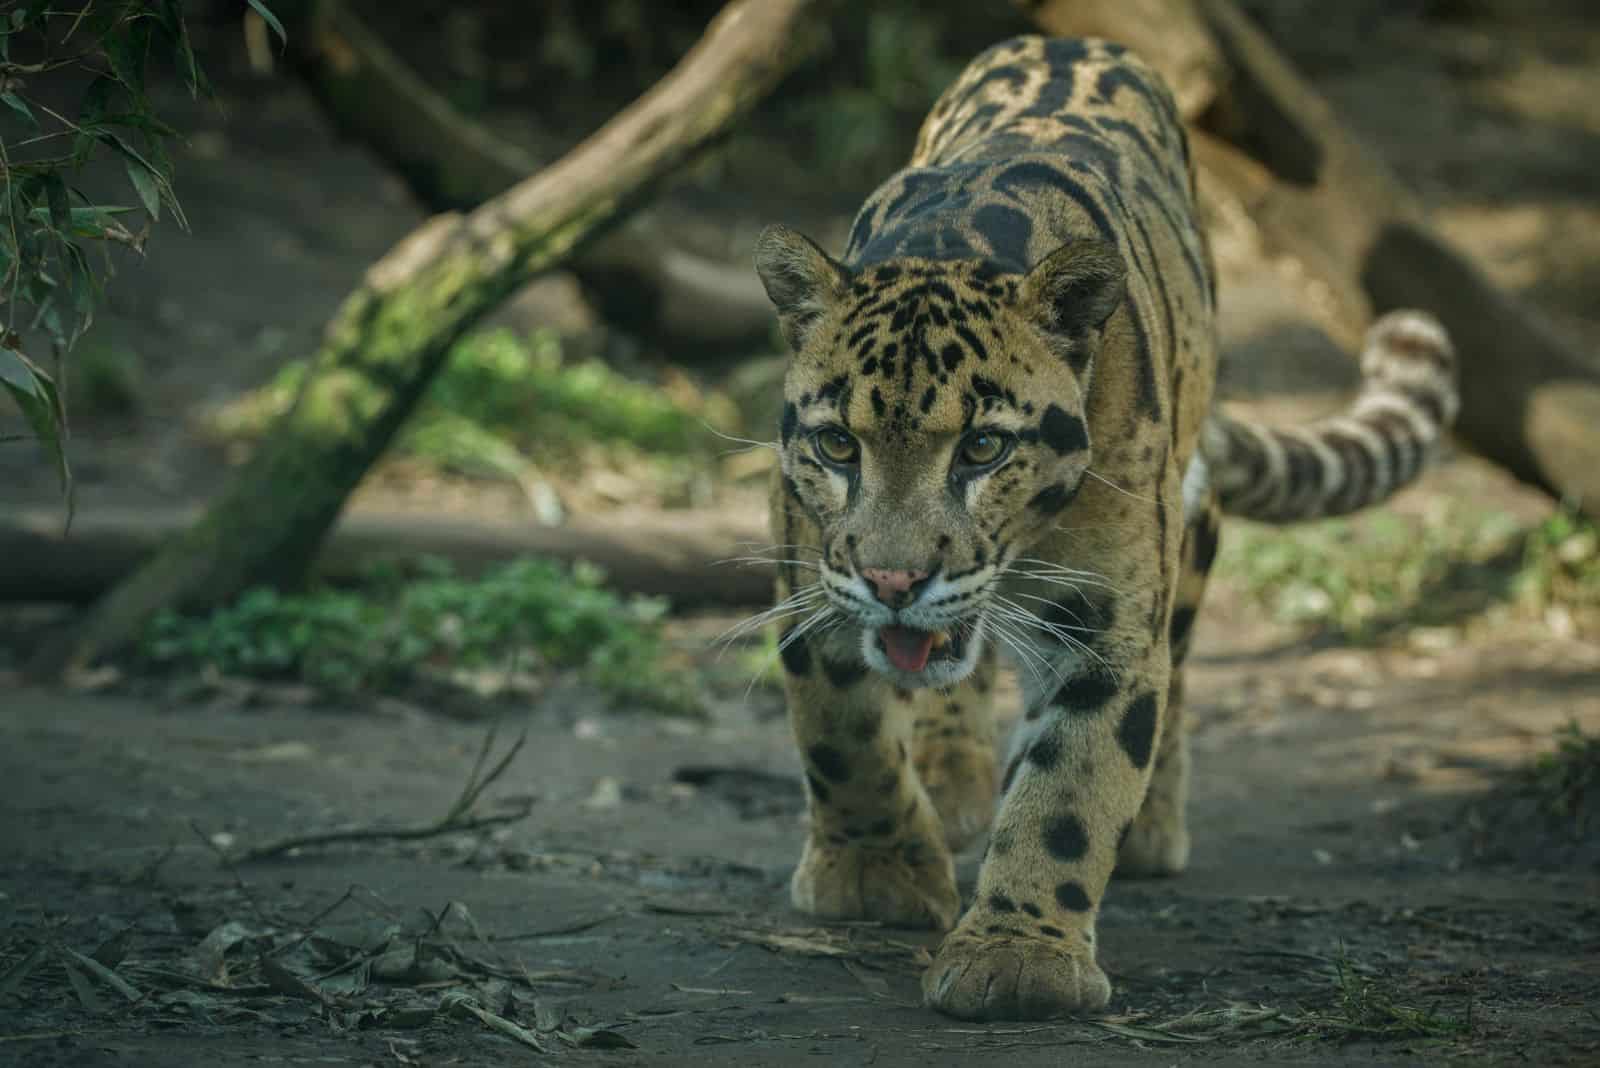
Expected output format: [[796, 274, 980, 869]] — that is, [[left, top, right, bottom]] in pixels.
[[753, 225, 853, 352]]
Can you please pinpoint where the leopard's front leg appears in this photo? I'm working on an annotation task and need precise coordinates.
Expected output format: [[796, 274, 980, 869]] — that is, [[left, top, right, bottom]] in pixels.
[[783, 624, 960, 930], [923, 626, 1170, 1018]]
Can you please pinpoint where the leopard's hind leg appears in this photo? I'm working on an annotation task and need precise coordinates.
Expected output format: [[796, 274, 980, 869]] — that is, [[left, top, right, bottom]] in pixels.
[[1117, 487, 1220, 877]]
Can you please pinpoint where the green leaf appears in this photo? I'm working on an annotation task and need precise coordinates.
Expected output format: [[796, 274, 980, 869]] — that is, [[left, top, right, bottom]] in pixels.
[[246, 1, 287, 48], [1, 91, 37, 129], [95, 110, 180, 138], [78, 74, 119, 127], [0, 343, 72, 510], [25, 203, 136, 240], [124, 159, 161, 221], [100, 18, 150, 97]]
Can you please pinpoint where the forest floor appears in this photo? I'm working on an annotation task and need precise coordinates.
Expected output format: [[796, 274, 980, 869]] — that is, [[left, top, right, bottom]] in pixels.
[[4, 1, 1600, 1065]]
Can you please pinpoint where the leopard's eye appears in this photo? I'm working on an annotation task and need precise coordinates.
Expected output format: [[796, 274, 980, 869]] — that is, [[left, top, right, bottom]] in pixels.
[[957, 430, 1012, 468], [812, 426, 860, 465]]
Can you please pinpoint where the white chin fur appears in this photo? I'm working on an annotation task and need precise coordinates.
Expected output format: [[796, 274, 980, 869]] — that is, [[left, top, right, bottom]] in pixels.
[[859, 618, 986, 690]]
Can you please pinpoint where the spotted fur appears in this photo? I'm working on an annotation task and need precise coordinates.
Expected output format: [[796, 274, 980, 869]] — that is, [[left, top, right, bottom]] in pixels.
[[753, 36, 1456, 1023]]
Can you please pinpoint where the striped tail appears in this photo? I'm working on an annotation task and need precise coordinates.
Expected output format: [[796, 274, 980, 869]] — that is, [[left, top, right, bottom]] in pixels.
[[1201, 310, 1459, 523]]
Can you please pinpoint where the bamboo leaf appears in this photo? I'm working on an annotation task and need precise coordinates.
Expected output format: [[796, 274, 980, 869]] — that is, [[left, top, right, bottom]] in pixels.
[[246, 1, 287, 48], [1, 91, 37, 129], [59, 947, 141, 1002], [124, 159, 161, 221], [0, 343, 72, 512]]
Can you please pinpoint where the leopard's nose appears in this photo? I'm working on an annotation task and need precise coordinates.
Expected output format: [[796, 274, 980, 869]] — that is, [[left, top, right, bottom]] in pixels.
[[861, 568, 931, 608]]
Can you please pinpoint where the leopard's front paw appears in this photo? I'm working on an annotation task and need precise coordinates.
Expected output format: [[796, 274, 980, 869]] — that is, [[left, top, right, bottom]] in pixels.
[[790, 836, 958, 930], [922, 926, 1110, 1020]]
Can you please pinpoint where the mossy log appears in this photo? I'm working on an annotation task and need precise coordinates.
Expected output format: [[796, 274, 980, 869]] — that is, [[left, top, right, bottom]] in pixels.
[[31, 0, 823, 678], [1022, 0, 1600, 517]]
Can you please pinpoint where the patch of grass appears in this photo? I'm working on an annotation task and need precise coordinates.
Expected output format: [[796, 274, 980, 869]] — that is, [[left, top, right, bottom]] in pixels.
[[209, 329, 739, 499], [1218, 504, 1600, 641], [1316, 949, 1471, 1042], [1517, 721, 1600, 835], [139, 555, 702, 716]]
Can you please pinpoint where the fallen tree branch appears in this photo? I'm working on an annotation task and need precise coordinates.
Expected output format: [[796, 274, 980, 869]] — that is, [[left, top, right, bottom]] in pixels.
[[1020, 0, 1600, 517], [2, 505, 772, 607], [232, 726, 531, 863], [298, 0, 776, 354]]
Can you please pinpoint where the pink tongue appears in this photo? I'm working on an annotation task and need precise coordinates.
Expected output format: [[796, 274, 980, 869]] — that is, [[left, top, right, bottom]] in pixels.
[[880, 626, 936, 672]]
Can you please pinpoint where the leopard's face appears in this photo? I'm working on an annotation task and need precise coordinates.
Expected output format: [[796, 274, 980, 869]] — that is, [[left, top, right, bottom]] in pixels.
[[756, 226, 1126, 689]]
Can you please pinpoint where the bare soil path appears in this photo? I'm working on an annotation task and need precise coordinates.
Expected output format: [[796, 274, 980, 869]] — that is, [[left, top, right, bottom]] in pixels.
[[4, 584, 1597, 1065]]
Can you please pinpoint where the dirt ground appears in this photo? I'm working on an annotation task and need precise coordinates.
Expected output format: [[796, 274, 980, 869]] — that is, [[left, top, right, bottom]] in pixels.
[[4, 2, 1600, 1065]]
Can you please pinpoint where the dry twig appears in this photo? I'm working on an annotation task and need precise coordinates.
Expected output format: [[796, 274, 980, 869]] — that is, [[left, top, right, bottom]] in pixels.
[[232, 726, 531, 863]]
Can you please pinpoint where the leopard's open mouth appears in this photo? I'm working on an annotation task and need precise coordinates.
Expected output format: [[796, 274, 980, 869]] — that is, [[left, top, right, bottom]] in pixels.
[[876, 625, 966, 673]]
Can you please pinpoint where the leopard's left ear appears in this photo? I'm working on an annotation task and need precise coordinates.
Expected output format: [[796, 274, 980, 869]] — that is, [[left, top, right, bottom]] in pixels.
[[1017, 239, 1127, 340], [754, 224, 853, 352]]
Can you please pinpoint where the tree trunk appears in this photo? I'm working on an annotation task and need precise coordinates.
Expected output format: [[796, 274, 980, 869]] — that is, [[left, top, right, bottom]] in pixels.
[[32, 0, 823, 678], [1020, 0, 1600, 517], [297, 0, 776, 355], [3, 506, 771, 607]]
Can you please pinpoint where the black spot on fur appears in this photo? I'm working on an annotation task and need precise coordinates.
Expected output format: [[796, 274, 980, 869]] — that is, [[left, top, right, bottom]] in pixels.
[[1039, 404, 1089, 455], [920, 385, 938, 414], [1118, 692, 1159, 769], [989, 892, 1016, 914], [1044, 814, 1089, 862], [779, 627, 811, 675], [973, 204, 1034, 271], [1192, 515, 1219, 574], [780, 403, 798, 445], [809, 744, 850, 783], [1168, 605, 1197, 653], [805, 773, 830, 804], [1028, 732, 1063, 771], [1020, 901, 1042, 919], [1055, 881, 1092, 912], [1028, 482, 1076, 515], [823, 657, 868, 688], [1039, 925, 1066, 938], [1052, 672, 1120, 715]]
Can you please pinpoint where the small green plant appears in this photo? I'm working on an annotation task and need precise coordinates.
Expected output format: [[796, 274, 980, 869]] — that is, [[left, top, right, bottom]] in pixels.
[[1518, 721, 1600, 834], [1511, 510, 1600, 621], [1219, 504, 1599, 641], [1302, 947, 1471, 1042], [211, 328, 734, 496], [140, 555, 701, 715]]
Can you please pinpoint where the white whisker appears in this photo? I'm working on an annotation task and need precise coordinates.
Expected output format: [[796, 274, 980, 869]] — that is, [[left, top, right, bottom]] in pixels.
[[1084, 468, 1162, 506]]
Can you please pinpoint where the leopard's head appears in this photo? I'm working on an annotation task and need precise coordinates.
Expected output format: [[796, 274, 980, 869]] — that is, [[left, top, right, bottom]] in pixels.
[[755, 224, 1126, 688]]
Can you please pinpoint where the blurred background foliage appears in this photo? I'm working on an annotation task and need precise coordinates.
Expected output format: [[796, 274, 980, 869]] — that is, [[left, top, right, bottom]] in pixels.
[[0, 0, 1595, 710]]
